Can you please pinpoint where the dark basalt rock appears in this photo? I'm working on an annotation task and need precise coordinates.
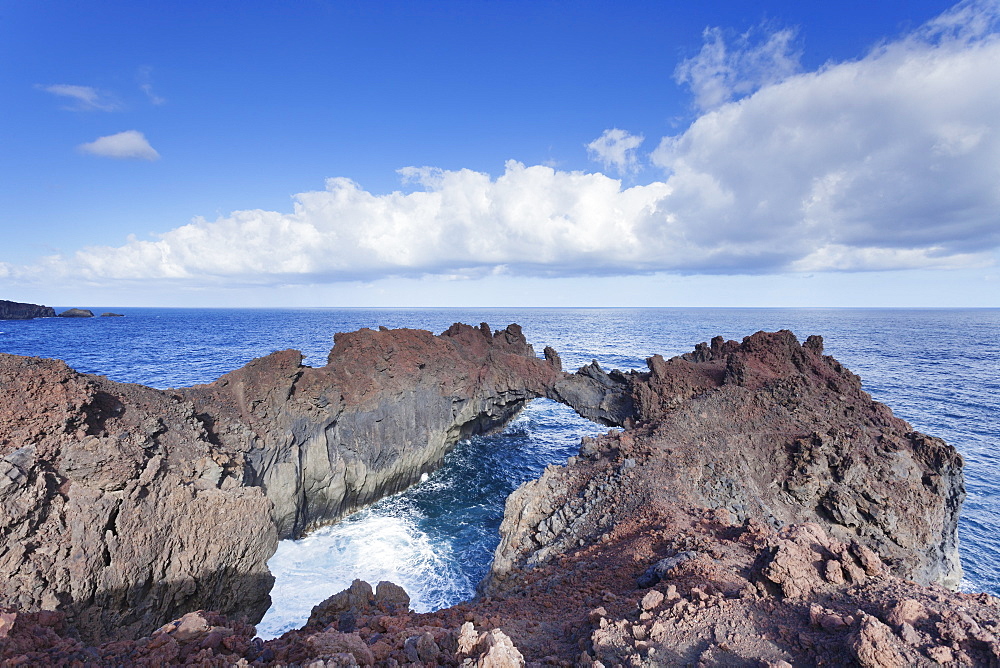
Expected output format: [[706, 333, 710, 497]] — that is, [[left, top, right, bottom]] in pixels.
[[58, 308, 94, 318], [0, 299, 55, 320], [99, 312, 124, 317], [548, 359, 635, 427], [179, 322, 562, 539]]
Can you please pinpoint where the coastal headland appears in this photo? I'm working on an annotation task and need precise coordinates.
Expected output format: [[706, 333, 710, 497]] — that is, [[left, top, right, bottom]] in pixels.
[[1, 324, 997, 665], [0, 299, 56, 320]]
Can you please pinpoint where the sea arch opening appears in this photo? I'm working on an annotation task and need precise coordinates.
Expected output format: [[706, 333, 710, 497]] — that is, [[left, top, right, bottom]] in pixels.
[[256, 397, 615, 639]]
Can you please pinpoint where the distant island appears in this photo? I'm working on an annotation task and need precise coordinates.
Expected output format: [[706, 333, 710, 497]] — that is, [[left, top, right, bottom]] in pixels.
[[0, 300, 125, 320], [57, 308, 94, 318], [0, 299, 56, 320]]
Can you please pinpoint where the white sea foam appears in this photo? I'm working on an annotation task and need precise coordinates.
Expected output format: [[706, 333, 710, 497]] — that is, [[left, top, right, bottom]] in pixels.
[[255, 502, 470, 640]]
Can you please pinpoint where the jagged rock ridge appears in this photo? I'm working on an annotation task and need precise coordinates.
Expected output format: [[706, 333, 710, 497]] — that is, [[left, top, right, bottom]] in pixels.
[[0, 324, 975, 663], [497, 330, 963, 593], [180, 322, 562, 538], [0, 323, 559, 641]]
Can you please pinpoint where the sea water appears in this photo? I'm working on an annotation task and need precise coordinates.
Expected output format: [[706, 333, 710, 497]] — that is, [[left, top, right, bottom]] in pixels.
[[2, 308, 997, 637]]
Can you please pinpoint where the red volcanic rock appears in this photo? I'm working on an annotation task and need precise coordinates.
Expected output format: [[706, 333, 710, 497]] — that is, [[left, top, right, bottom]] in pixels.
[[181, 322, 562, 538], [0, 355, 276, 643], [0, 325, 977, 666], [510, 330, 962, 593], [0, 323, 560, 642]]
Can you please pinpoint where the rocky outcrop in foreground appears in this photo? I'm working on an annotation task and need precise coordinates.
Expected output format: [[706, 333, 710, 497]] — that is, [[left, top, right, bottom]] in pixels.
[[0, 354, 277, 643], [0, 323, 559, 641], [0, 325, 989, 666], [3, 515, 998, 666], [532, 331, 964, 591], [0, 299, 55, 320]]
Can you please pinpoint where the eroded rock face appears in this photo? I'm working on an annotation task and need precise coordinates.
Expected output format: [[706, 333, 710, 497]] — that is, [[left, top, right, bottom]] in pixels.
[[0, 355, 277, 642], [180, 322, 562, 538], [0, 325, 969, 657], [488, 330, 964, 594], [547, 360, 634, 427], [0, 322, 561, 641], [0, 299, 55, 320]]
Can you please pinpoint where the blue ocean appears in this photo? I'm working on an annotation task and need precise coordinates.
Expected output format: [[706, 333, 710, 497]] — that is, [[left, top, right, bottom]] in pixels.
[[2, 308, 997, 638]]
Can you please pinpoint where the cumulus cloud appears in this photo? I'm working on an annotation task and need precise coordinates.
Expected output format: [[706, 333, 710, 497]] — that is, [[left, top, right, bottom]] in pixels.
[[8, 1, 998, 287], [78, 130, 160, 161], [586, 128, 645, 174], [674, 24, 801, 112], [38, 84, 119, 111], [65, 163, 672, 281], [651, 0, 1000, 271]]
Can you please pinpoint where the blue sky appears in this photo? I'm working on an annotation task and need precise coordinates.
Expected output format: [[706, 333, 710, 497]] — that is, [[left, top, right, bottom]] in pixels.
[[1, 0, 998, 307]]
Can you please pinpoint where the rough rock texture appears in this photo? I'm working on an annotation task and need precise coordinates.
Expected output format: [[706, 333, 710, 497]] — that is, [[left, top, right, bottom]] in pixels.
[[0, 323, 560, 641], [0, 326, 978, 665], [180, 322, 562, 538], [5, 523, 998, 667], [506, 331, 963, 592], [547, 360, 634, 427], [0, 355, 277, 642], [0, 299, 55, 320], [57, 308, 95, 318]]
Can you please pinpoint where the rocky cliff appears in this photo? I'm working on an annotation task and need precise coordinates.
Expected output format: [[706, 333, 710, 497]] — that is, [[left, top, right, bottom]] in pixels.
[[180, 322, 561, 538], [0, 323, 560, 641], [0, 299, 55, 320], [518, 331, 964, 592], [0, 325, 984, 666], [0, 355, 277, 643]]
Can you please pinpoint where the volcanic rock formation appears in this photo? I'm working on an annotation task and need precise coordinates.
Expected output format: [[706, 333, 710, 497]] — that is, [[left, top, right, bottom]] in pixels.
[[180, 322, 562, 538], [0, 323, 560, 641], [0, 354, 277, 642], [524, 331, 964, 591], [0, 324, 982, 666], [0, 299, 55, 320]]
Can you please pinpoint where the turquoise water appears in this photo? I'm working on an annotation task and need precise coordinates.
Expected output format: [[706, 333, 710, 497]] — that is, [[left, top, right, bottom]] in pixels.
[[2, 307, 997, 637]]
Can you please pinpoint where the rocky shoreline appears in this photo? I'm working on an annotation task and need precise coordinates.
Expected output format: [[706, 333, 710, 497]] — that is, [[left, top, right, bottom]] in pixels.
[[1, 324, 996, 666]]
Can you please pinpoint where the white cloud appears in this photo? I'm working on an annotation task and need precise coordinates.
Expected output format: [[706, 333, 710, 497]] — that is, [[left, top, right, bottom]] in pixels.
[[7, 1, 998, 288], [586, 129, 645, 174], [66, 163, 672, 281], [78, 130, 160, 161], [39, 84, 119, 111], [141, 83, 166, 105], [674, 24, 801, 112], [650, 0, 1000, 271]]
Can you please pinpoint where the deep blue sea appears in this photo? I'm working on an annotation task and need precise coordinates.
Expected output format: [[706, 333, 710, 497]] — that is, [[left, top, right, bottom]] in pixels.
[[1, 308, 997, 637]]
